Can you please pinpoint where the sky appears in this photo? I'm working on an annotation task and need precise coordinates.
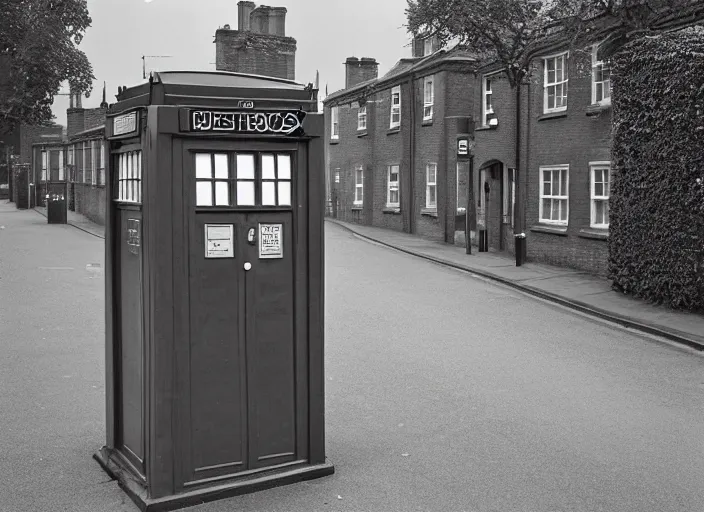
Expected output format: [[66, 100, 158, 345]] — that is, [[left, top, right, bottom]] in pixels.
[[51, 0, 414, 126]]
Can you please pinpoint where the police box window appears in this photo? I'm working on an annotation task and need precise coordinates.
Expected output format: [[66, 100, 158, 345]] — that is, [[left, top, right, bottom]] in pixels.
[[194, 151, 294, 208]]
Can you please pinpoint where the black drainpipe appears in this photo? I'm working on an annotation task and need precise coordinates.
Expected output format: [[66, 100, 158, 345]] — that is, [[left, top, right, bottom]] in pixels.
[[514, 77, 525, 266], [408, 74, 416, 235]]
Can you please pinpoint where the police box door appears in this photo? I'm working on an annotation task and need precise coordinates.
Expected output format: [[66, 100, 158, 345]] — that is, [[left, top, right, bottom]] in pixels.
[[183, 145, 303, 486]]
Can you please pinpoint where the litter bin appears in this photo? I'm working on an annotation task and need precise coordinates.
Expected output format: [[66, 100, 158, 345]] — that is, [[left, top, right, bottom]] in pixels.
[[46, 182, 67, 224], [95, 71, 333, 512]]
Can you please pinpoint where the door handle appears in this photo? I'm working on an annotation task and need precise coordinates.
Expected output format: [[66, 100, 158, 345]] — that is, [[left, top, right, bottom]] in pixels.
[[247, 227, 256, 246]]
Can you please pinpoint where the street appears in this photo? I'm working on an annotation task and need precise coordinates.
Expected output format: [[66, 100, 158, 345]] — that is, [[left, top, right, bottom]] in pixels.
[[1, 209, 703, 512]]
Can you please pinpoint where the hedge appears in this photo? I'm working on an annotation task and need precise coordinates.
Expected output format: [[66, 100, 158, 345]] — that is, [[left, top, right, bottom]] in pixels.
[[609, 27, 704, 312]]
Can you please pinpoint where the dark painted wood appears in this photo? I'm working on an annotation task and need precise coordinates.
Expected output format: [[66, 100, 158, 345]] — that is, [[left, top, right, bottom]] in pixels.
[[104, 138, 116, 450], [305, 114, 326, 464], [116, 208, 145, 473], [146, 109, 176, 499]]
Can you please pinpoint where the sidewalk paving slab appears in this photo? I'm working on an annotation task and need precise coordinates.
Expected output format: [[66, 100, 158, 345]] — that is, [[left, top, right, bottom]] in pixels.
[[327, 218, 704, 352], [33, 204, 105, 239]]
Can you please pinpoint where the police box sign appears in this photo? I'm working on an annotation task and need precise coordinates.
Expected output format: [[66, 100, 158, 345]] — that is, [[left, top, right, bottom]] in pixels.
[[189, 110, 306, 136], [113, 112, 138, 136]]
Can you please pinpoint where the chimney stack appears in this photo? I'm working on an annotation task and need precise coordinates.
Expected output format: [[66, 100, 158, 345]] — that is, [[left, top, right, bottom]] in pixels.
[[238, 1, 255, 31], [344, 57, 379, 89]]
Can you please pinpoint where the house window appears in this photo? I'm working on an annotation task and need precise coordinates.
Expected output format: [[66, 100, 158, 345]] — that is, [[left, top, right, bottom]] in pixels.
[[331, 106, 339, 139], [83, 141, 93, 184], [544, 53, 568, 113], [423, 77, 434, 121], [426, 163, 437, 208], [590, 162, 610, 228], [358, 105, 367, 131], [591, 45, 611, 105], [387, 165, 399, 207], [41, 150, 47, 181], [539, 165, 569, 225], [67, 145, 75, 182], [390, 86, 401, 129], [354, 166, 364, 205], [260, 153, 292, 206], [91, 140, 99, 185], [482, 76, 494, 126], [58, 149, 65, 181], [334, 169, 340, 183], [423, 38, 433, 56], [99, 141, 106, 185], [117, 150, 143, 203]]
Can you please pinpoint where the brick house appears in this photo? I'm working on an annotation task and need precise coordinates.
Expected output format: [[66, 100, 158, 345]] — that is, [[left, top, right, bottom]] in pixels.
[[323, 38, 476, 243], [473, 28, 615, 275]]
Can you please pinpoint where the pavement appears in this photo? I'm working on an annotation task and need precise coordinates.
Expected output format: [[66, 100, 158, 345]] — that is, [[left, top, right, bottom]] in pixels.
[[326, 218, 704, 352], [2, 201, 703, 512]]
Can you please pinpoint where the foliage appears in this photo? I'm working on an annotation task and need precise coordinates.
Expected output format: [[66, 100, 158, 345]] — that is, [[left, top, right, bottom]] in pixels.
[[0, 0, 94, 137], [405, 0, 703, 87], [608, 27, 704, 311]]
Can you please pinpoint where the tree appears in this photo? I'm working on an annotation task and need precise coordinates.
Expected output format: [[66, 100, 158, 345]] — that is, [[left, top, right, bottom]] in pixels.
[[0, 0, 95, 137]]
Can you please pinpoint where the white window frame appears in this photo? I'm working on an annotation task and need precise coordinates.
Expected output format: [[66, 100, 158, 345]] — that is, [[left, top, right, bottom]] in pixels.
[[590, 161, 610, 229], [91, 140, 99, 185], [390, 86, 401, 129], [482, 75, 494, 126], [99, 140, 106, 186], [41, 150, 47, 181], [543, 51, 569, 114], [423, 37, 433, 56], [82, 141, 89, 183], [426, 163, 437, 209], [58, 149, 64, 181], [331, 106, 339, 139], [354, 165, 363, 205], [334, 168, 340, 183], [387, 164, 400, 207], [539, 165, 569, 225], [591, 44, 611, 106], [357, 105, 367, 131], [423, 76, 434, 121]]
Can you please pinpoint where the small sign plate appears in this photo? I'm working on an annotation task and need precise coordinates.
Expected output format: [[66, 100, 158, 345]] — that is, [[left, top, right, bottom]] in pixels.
[[114, 112, 138, 136], [127, 219, 141, 255], [259, 223, 283, 259], [205, 224, 234, 259]]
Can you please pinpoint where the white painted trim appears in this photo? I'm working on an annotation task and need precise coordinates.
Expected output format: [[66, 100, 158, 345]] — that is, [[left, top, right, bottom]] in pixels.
[[589, 161, 611, 229], [538, 164, 570, 226], [386, 164, 400, 207], [542, 52, 569, 114], [390, 86, 401, 129]]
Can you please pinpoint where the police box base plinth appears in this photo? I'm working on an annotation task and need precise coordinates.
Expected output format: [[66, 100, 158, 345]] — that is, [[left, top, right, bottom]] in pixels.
[[94, 447, 335, 512]]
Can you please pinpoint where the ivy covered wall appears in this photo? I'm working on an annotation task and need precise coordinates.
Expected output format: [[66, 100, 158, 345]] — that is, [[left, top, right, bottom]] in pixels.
[[609, 27, 704, 312]]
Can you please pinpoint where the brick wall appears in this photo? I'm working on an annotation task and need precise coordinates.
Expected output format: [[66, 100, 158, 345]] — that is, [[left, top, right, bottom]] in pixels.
[[73, 183, 106, 226], [524, 47, 612, 275], [84, 108, 107, 131], [215, 29, 296, 80], [19, 125, 63, 164], [345, 58, 379, 89]]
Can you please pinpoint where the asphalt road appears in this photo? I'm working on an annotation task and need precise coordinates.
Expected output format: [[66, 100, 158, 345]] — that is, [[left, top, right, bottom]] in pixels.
[[1, 209, 703, 512]]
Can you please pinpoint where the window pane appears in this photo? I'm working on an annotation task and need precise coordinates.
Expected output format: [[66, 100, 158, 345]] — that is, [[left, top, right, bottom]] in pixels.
[[548, 87, 555, 108], [542, 198, 551, 219], [214, 154, 228, 179], [559, 199, 567, 221], [560, 170, 567, 196], [356, 170, 363, 185], [391, 189, 399, 204], [262, 154, 276, 179], [262, 181, 276, 205], [195, 153, 211, 179], [278, 181, 291, 206], [196, 182, 212, 206], [215, 181, 229, 205], [543, 180, 551, 196], [429, 186, 436, 205], [237, 181, 255, 205], [277, 154, 291, 179], [595, 200, 605, 224], [237, 154, 255, 179], [604, 203, 610, 225]]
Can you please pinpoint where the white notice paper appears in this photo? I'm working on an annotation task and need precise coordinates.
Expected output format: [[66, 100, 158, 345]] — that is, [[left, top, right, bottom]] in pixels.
[[259, 223, 283, 259], [205, 224, 234, 258]]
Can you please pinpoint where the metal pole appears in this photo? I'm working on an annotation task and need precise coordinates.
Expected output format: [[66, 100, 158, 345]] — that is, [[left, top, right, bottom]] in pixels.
[[465, 155, 474, 254]]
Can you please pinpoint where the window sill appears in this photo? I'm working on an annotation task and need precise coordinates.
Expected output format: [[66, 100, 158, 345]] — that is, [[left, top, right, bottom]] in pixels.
[[475, 125, 496, 131], [530, 224, 568, 236], [538, 111, 568, 122], [578, 227, 609, 240], [422, 118, 433, 126], [351, 205, 363, 211], [387, 127, 400, 135], [329, 138, 340, 145], [357, 130, 368, 138], [585, 102, 612, 117], [421, 208, 438, 218], [383, 206, 401, 214]]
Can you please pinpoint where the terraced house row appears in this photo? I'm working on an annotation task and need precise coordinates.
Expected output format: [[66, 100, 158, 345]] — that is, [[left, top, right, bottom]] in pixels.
[[324, 26, 620, 275]]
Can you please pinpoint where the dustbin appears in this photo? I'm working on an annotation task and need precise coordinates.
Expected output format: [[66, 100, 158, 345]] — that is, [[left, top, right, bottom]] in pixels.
[[46, 182, 67, 224]]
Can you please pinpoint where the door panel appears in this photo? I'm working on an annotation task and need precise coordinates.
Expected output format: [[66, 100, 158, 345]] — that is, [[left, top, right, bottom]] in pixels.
[[244, 212, 296, 467], [117, 209, 145, 472]]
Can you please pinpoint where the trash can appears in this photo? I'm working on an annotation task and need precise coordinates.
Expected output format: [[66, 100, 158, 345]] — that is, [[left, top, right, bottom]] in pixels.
[[46, 182, 67, 224], [95, 71, 333, 512]]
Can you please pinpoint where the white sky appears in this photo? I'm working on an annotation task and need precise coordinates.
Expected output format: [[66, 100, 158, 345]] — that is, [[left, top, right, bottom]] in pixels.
[[51, 0, 413, 125]]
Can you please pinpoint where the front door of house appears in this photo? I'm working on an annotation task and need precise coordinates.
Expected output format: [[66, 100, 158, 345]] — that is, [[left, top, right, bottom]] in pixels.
[[183, 147, 299, 486]]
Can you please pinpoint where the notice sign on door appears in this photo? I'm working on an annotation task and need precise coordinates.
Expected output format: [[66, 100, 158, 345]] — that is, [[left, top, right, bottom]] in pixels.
[[259, 223, 283, 259], [205, 224, 234, 259]]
